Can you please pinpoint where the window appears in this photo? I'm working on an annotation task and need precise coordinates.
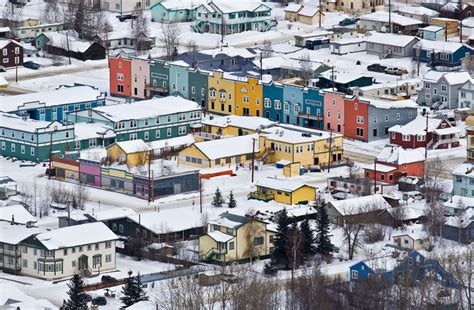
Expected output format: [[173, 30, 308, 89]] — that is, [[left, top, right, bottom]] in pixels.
[[356, 116, 364, 124], [402, 135, 410, 141], [106, 254, 112, 263], [356, 128, 364, 137], [424, 82, 430, 89], [79, 246, 83, 252], [228, 242, 235, 250], [22, 259, 28, 268], [274, 100, 281, 109], [22, 246, 27, 254], [167, 128, 172, 137], [352, 270, 358, 279], [72, 261, 76, 268], [89, 139, 97, 147], [119, 224, 124, 233], [284, 102, 289, 112], [95, 243, 100, 250], [117, 85, 124, 93], [64, 249, 68, 256], [106, 241, 112, 248], [11, 144, 15, 152], [93, 255, 102, 268], [408, 112, 413, 118], [178, 126, 186, 135], [254, 236, 264, 245], [191, 86, 195, 94], [1, 141, 4, 150], [385, 115, 389, 122], [144, 131, 149, 141], [396, 113, 400, 120], [34, 261, 37, 269], [87, 245, 92, 251], [441, 85, 447, 92], [20, 145, 25, 154], [129, 133, 138, 140], [417, 135, 426, 141], [156, 130, 161, 139], [425, 93, 431, 99]]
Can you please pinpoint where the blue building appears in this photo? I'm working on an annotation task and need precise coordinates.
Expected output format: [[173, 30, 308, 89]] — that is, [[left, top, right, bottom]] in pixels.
[[452, 163, 474, 197], [301, 87, 324, 129], [262, 81, 284, 122], [413, 39, 474, 68], [0, 85, 106, 122]]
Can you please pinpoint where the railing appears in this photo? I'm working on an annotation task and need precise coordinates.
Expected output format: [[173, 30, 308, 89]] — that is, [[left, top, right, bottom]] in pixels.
[[145, 84, 168, 93], [202, 15, 272, 24], [193, 132, 234, 140], [201, 247, 227, 260], [432, 136, 458, 149], [298, 112, 323, 120], [247, 191, 274, 201]]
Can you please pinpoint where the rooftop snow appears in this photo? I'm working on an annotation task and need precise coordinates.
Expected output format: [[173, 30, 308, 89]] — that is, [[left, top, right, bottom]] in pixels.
[[0, 222, 44, 245], [283, 3, 303, 12], [360, 97, 418, 109], [392, 223, 428, 240], [199, 46, 255, 59], [209, 0, 269, 13], [0, 85, 103, 113], [388, 116, 444, 135], [422, 25, 444, 32], [207, 230, 234, 242], [202, 115, 275, 131], [463, 17, 474, 28], [113, 139, 151, 153], [414, 39, 469, 53], [320, 70, 373, 84], [194, 134, 259, 160], [208, 212, 252, 229], [256, 177, 314, 192], [376, 144, 425, 165], [42, 31, 94, 53], [0, 205, 35, 224], [392, 3, 439, 16], [0, 113, 54, 132], [35, 222, 117, 250], [452, 163, 474, 177], [88, 208, 137, 222], [365, 32, 419, 47], [91, 96, 200, 122], [359, 11, 422, 26], [358, 78, 421, 90], [74, 122, 115, 141], [159, 0, 207, 10], [148, 134, 195, 150], [361, 163, 396, 173], [298, 6, 320, 17], [444, 208, 474, 228], [262, 125, 341, 143], [329, 194, 391, 215]]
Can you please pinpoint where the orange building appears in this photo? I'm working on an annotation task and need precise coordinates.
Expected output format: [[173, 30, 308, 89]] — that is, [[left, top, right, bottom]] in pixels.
[[109, 55, 132, 97], [363, 144, 425, 185], [344, 96, 368, 142]]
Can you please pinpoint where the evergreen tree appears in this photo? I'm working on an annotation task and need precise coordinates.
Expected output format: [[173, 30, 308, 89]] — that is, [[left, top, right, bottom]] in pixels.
[[300, 217, 316, 259], [121, 272, 149, 307], [63, 274, 88, 310], [211, 187, 224, 208], [270, 208, 290, 269], [315, 204, 333, 256], [227, 191, 237, 208]]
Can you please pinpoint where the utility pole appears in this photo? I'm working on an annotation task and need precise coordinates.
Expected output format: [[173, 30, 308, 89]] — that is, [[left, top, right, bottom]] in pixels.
[[445, 22, 448, 42], [459, 0, 463, 43], [199, 176, 203, 213], [373, 159, 377, 193], [388, 0, 392, 33], [66, 32, 72, 65], [251, 137, 256, 183], [327, 129, 333, 173], [148, 150, 152, 203], [259, 52, 263, 80], [48, 131, 53, 180], [331, 66, 335, 91], [424, 110, 429, 180], [318, 0, 323, 29]]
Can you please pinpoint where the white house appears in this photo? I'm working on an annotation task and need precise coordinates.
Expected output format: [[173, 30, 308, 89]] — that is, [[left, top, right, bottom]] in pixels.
[[462, 17, 474, 38], [392, 224, 430, 250], [19, 222, 118, 280], [358, 11, 422, 35], [329, 37, 366, 55], [459, 79, 474, 109], [392, 3, 439, 22]]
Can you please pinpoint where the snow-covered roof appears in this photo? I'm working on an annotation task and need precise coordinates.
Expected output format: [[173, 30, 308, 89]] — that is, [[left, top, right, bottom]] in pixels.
[[388, 203, 426, 220], [0, 222, 44, 245], [359, 11, 423, 26], [87, 208, 137, 221], [168, 60, 190, 67], [35, 222, 117, 250], [463, 17, 474, 28], [376, 144, 425, 165], [357, 78, 421, 91], [421, 25, 444, 32], [444, 208, 474, 228], [159, 0, 207, 10], [423, 70, 471, 85], [328, 194, 391, 215], [199, 46, 255, 59], [0, 205, 35, 224], [414, 39, 470, 53], [0, 176, 17, 189], [209, 0, 270, 13], [0, 27, 10, 33], [360, 97, 418, 109], [452, 163, 474, 177], [253, 56, 323, 71], [112, 139, 151, 154], [284, 3, 303, 12], [74, 122, 115, 141], [388, 116, 444, 135], [202, 115, 275, 131], [262, 125, 340, 144], [0, 39, 20, 49], [392, 224, 428, 240], [298, 6, 320, 17], [319, 70, 373, 84], [441, 2, 468, 12], [42, 31, 96, 53], [444, 195, 474, 210], [0, 85, 103, 113], [256, 177, 314, 192], [193, 133, 259, 160], [208, 230, 234, 242], [392, 3, 439, 16], [208, 212, 252, 229], [361, 163, 396, 173], [330, 37, 366, 45], [433, 126, 460, 135], [365, 32, 419, 47], [0, 113, 55, 132], [91, 96, 200, 122], [148, 134, 195, 150]]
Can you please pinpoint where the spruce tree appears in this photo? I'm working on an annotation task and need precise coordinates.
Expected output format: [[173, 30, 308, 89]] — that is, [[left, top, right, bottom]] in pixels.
[[270, 208, 290, 269], [63, 274, 88, 310], [315, 205, 333, 256], [227, 191, 237, 208], [121, 272, 149, 308], [211, 187, 224, 208], [300, 217, 316, 259]]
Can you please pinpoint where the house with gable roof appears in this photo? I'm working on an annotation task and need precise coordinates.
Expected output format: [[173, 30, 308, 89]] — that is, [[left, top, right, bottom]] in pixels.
[[363, 144, 425, 185], [193, 0, 276, 34], [413, 39, 474, 68], [284, 4, 303, 21], [365, 33, 419, 58], [199, 212, 276, 263], [249, 177, 316, 205], [389, 115, 460, 150]]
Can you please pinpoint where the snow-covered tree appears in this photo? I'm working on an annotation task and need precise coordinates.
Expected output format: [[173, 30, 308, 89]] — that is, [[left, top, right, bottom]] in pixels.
[[300, 217, 316, 259], [211, 187, 224, 208], [315, 205, 333, 256], [63, 274, 88, 310], [227, 191, 237, 208], [121, 272, 149, 307]]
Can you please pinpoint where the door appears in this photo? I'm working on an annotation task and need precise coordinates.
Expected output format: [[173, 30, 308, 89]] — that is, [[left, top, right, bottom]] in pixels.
[[78, 255, 88, 271], [174, 183, 181, 194]]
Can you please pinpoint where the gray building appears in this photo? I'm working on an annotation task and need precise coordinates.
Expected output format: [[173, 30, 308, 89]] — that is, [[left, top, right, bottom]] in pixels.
[[366, 33, 419, 58], [358, 11, 422, 35], [366, 98, 418, 142], [459, 79, 474, 109], [418, 70, 472, 109]]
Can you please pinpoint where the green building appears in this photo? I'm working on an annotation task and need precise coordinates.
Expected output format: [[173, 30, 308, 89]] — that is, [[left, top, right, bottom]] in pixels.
[[188, 68, 209, 107]]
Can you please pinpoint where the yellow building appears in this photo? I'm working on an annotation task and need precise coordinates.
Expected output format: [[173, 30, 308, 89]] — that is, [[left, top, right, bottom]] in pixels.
[[105, 140, 151, 167], [467, 126, 474, 163], [200, 115, 275, 139], [207, 71, 236, 115], [249, 177, 316, 205], [199, 212, 276, 263], [259, 125, 343, 167], [235, 76, 263, 117], [179, 134, 259, 168]]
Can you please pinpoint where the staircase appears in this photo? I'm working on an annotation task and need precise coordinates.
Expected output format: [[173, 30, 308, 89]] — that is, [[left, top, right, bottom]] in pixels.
[[379, 49, 392, 59], [201, 247, 226, 260], [265, 19, 278, 31], [258, 147, 274, 163]]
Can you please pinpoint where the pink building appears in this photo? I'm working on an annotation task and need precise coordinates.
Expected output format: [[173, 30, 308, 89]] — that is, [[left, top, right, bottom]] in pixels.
[[131, 57, 150, 99], [323, 90, 346, 134]]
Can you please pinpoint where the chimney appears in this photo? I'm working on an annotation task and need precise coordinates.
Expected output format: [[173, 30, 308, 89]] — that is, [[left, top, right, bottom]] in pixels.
[[10, 215, 14, 225]]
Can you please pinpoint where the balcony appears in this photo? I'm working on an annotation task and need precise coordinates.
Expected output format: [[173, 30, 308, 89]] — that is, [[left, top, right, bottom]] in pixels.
[[193, 132, 234, 141], [247, 191, 274, 202], [145, 84, 168, 93], [298, 112, 323, 120]]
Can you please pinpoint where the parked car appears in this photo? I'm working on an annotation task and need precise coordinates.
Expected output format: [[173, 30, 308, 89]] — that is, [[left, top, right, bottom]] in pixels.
[[92, 296, 107, 306], [439, 192, 451, 202], [367, 63, 387, 73], [405, 191, 425, 201], [101, 275, 116, 282], [384, 67, 408, 76], [0, 65, 6, 72], [338, 18, 358, 26], [116, 14, 136, 22], [23, 61, 40, 70]]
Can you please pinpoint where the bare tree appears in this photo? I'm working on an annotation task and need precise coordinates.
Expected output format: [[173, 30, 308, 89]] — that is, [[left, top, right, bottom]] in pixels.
[[132, 8, 149, 51], [341, 217, 364, 260], [424, 157, 446, 203], [424, 198, 445, 245], [244, 217, 265, 263], [286, 223, 304, 291], [300, 52, 313, 85], [439, 250, 473, 309], [261, 39, 273, 59], [42, 1, 61, 24], [162, 22, 180, 61], [1, 4, 22, 29], [71, 182, 90, 210], [187, 40, 198, 68]]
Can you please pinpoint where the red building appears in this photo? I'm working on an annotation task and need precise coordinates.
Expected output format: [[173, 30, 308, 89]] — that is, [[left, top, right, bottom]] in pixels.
[[0, 39, 23, 68], [364, 144, 425, 185], [109, 55, 132, 97], [389, 116, 460, 150], [344, 96, 369, 142]]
